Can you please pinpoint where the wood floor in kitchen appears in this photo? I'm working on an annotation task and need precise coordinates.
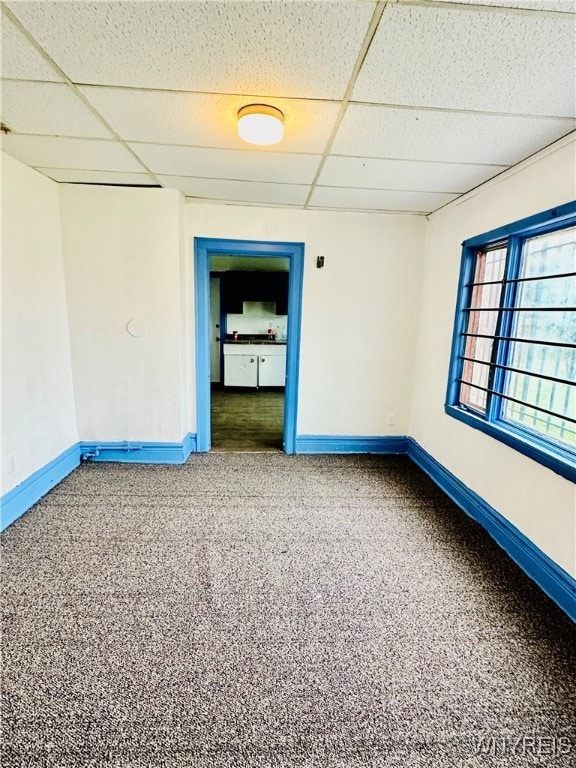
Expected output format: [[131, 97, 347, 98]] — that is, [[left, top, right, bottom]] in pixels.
[[211, 388, 285, 452]]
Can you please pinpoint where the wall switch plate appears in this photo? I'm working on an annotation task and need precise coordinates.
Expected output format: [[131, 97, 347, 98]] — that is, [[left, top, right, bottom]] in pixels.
[[387, 413, 396, 426], [6, 454, 15, 474]]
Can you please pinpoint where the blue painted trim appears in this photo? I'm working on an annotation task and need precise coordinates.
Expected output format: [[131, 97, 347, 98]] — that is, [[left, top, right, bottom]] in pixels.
[[194, 237, 305, 454], [182, 432, 197, 462], [445, 237, 477, 410], [1, 443, 81, 531], [407, 438, 576, 622], [80, 434, 197, 464], [446, 201, 576, 482], [284, 245, 304, 455], [295, 435, 409, 454], [195, 243, 212, 452]]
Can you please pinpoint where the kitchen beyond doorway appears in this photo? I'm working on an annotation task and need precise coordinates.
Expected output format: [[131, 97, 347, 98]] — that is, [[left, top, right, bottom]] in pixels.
[[194, 237, 304, 454], [210, 255, 288, 451]]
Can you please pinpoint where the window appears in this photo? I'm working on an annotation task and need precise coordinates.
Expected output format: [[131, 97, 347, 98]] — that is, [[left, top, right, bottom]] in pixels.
[[446, 202, 576, 482]]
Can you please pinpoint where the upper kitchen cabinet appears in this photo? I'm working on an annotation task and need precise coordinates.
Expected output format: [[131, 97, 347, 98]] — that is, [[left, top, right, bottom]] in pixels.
[[222, 271, 288, 315], [273, 272, 289, 315]]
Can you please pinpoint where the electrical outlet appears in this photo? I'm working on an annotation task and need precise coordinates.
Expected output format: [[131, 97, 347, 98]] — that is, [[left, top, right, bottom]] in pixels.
[[387, 413, 396, 427], [6, 454, 15, 475]]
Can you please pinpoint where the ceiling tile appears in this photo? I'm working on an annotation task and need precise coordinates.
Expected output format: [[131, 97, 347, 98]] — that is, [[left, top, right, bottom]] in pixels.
[[0, 135, 145, 172], [318, 156, 509, 194], [7, 1, 375, 99], [1, 81, 113, 138], [352, 4, 575, 116], [156, 175, 308, 206], [333, 105, 576, 165], [129, 144, 320, 185], [79, 87, 340, 154], [434, 0, 575, 11], [36, 168, 156, 185], [309, 186, 458, 213], [3, 0, 573, 213], [0, 10, 63, 82]]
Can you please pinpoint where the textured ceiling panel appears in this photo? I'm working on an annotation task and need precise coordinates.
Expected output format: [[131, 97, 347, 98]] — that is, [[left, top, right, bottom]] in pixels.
[[36, 168, 156, 185], [130, 144, 320, 185], [309, 186, 458, 213], [79, 87, 340, 153], [0, 10, 63, 82], [7, 1, 374, 98], [0, 135, 145, 172], [318, 156, 509, 194], [333, 105, 576, 165], [1, 81, 113, 139], [352, 4, 575, 116], [434, 0, 575, 10], [156, 176, 308, 206], [2, 0, 573, 213]]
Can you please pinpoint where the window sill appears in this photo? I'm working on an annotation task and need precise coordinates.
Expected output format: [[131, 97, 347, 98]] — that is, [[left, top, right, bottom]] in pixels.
[[445, 404, 576, 483]]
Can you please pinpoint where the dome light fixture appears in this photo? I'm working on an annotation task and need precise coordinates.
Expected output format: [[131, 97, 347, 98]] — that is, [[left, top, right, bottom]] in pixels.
[[237, 104, 284, 146]]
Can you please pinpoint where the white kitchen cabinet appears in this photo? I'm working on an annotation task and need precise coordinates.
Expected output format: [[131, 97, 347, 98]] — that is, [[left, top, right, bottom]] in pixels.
[[223, 353, 258, 387], [257, 352, 286, 386], [223, 344, 286, 387]]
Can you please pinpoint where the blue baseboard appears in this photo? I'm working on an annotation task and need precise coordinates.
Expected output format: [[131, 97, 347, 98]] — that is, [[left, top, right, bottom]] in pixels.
[[182, 432, 196, 462], [295, 435, 409, 454], [407, 438, 576, 622], [80, 433, 197, 464], [1, 443, 81, 532]]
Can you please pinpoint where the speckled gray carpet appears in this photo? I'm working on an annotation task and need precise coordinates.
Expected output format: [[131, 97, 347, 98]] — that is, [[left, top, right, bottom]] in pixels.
[[1, 453, 575, 767]]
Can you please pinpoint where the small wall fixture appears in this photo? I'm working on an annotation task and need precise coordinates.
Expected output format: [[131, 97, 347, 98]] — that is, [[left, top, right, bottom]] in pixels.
[[238, 104, 284, 146]]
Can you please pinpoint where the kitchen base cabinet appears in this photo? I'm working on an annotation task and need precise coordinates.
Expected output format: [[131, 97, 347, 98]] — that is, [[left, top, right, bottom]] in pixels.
[[223, 344, 286, 388], [223, 354, 258, 387], [257, 353, 286, 387]]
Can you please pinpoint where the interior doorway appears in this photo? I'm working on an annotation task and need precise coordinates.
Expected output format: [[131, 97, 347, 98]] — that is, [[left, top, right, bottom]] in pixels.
[[210, 256, 289, 452], [194, 238, 304, 453]]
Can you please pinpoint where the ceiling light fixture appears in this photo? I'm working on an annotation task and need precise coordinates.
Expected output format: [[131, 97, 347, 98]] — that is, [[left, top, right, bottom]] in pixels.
[[237, 104, 284, 146]]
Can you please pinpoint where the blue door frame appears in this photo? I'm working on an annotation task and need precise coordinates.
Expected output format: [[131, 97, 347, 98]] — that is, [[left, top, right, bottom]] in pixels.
[[194, 237, 305, 453]]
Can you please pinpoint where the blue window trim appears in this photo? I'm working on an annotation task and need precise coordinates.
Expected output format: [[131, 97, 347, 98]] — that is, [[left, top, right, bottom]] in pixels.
[[194, 237, 304, 454], [446, 201, 576, 484]]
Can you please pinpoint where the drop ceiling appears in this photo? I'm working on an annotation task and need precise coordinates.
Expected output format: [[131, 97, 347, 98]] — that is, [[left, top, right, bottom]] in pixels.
[[1, 0, 575, 215]]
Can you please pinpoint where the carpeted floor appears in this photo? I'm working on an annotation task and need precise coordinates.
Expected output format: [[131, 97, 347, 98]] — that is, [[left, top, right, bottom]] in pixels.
[[1, 453, 575, 767]]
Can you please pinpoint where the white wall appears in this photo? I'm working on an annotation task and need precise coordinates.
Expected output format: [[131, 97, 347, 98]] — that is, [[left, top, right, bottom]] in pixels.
[[59, 185, 187, 443], [1, 153, 77, 495], [186, 204, 427, 436], [3, 140, 573, 580], [410, 135, 576, 576]]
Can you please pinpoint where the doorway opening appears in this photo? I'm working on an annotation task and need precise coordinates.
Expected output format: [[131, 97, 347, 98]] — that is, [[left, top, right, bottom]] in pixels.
[[194, 238, 304, 453], [210, 257, 288, 451]]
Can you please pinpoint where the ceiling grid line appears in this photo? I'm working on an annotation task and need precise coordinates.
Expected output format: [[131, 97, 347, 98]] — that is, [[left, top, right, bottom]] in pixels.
[[427, 127, 576, 218], [399, 0, 576, 17], [1, 3, 163, 186], [302, 1, 389, 208], [1, 0, 574, 214], [3, 75, 573, 122]]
